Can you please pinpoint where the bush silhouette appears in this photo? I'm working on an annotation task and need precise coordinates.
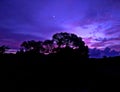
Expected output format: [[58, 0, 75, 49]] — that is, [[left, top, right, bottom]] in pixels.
[[0, 45, 10, 54]]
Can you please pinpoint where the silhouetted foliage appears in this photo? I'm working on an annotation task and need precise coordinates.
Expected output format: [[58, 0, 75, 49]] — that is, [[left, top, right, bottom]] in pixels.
[[0, 45, 10, 54], [20, 40, 43, 53], [19, 32, 89, 58], [43, 40, 54, 53], [52, 32, 89, 58]]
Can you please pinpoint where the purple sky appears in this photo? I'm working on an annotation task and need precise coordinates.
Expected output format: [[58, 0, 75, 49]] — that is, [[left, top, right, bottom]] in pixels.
[[0, 0, 120, 51]]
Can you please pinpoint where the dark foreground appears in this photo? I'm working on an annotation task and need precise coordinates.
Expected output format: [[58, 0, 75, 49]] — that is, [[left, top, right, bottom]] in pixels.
[[0, 54, 120, 92]]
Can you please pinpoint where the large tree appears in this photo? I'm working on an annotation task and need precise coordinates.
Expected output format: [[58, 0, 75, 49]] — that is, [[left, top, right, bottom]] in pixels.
[[52, 32, 85, 48], [52, 32, 89, 58], [20, 32, 89, 58]]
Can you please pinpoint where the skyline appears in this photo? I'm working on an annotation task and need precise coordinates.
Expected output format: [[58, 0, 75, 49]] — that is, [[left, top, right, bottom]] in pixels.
[[0, 0, 120, 52]]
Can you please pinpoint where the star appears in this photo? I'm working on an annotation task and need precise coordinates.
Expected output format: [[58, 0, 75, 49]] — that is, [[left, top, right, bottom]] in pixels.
[[52, 16, 56, 19]]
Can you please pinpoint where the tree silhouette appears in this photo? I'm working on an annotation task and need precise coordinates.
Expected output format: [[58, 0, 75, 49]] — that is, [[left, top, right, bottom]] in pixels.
[[52, 32, 89, 58], [0, 45, 10, 54], [20, 41, 30, 52], [21, 40, 43, 53], [19, 32, 89, 58], [52, 32, 65, 48], [43, 40, 53, 53], [52, 32, 84, 48]]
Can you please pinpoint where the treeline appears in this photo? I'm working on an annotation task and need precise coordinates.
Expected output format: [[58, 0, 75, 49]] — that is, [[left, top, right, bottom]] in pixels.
[[0, 32, 89, 58]]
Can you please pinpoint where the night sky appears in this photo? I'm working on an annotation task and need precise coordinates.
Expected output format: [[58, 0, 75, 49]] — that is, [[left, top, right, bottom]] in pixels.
[[0, 0, 120, 54]]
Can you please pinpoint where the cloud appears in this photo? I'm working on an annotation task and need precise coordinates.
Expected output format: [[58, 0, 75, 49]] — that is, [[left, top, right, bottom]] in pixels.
[[89, 36, 120, 51], [89, 47, 120, 58], [90, 42, 106, 49], [0, 27, 45, 49], [104, 24, 120, 36], [83, 37, 93, 47], [109, 45, 120, 51], [94, 38, 107, 42]]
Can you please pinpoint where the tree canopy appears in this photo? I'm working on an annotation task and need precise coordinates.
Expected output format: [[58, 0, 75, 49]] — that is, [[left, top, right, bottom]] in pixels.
[[20, 40, 43, 53], [52, 32, 88, 58], [20, 32, 89, 58]]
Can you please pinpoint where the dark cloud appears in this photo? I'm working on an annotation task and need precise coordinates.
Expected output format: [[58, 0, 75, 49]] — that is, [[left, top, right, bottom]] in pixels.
[[91, 42, 106, 48], [109, 45, 120, 51], [0, 27, 45, 49], [94, 38, 107, 42], [90, 37, 120, 51], [89, 47, 120, 58], [104, 24, 120, 36], [0, 34, 45, 49]]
